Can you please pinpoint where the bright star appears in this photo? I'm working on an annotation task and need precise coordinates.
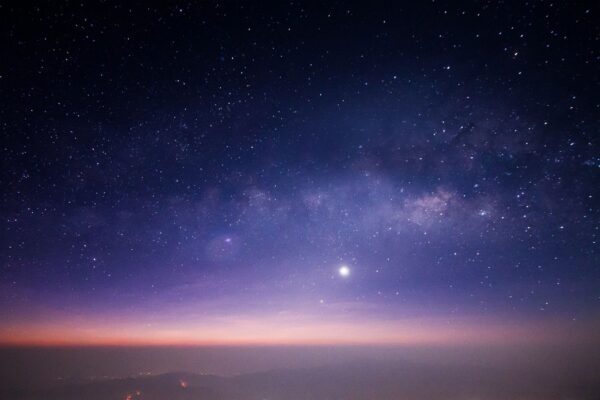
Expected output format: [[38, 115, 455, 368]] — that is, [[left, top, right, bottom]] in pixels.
[[339, 265, 350, 277]]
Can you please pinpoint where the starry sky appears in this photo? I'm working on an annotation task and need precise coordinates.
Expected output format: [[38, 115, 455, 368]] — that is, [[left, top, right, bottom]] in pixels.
[[0, 1, 598, 346]]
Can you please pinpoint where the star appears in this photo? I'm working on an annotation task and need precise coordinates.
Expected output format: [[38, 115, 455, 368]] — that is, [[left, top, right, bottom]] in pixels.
[[339, 265, 350, 277]]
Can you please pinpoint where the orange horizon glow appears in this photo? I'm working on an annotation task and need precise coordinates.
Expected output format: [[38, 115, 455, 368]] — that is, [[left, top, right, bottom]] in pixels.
[[1, 313, 592, 348]]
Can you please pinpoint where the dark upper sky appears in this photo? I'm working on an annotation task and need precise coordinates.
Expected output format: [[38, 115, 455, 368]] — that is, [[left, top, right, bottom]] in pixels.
[[0, 1, 598, 345]]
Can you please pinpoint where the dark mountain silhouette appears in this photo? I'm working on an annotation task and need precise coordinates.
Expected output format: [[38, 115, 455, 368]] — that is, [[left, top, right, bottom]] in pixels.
[[4, 358, 599, 400]]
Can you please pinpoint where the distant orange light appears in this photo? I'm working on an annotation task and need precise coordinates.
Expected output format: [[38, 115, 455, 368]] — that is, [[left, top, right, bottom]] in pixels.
[[179, 379, 188, 388]]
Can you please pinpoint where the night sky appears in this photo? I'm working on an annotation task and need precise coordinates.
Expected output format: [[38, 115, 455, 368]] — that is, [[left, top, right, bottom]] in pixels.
[[1, 1, 599, 346]]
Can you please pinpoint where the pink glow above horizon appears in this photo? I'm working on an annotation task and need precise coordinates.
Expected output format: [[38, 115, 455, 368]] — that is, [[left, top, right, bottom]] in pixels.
[[0, 308, 589, 347]]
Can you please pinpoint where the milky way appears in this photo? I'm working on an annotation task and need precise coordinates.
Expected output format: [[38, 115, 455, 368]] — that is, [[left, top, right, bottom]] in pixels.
[[0, 2, 598, 345]]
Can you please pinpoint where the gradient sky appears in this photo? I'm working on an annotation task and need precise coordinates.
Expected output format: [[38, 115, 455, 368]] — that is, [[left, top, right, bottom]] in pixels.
[[0, 1, 598, 346]]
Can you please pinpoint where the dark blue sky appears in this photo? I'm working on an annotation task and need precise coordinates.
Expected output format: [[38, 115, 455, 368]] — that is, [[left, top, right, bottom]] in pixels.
[[0, 1, 598, 345]]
